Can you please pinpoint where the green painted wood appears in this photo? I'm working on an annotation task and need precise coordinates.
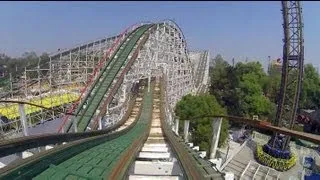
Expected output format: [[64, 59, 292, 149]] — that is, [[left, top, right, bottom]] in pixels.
[[0, 24, 163, 180], [63, 25, 146, 132], [0, 79, 153, 180], [32, 86, 153, 180], [68, 24, 152, 132]]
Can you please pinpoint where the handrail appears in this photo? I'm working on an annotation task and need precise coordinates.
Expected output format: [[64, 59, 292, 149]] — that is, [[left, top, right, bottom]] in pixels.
[[220, 140, 248, 170], [240, 160, 251, 179], [179, 114, 320, 144]]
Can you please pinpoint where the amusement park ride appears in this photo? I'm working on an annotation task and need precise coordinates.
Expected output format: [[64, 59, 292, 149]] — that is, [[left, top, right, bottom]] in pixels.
[[0, 1, 319, 179], [256, 1, 305, 171]]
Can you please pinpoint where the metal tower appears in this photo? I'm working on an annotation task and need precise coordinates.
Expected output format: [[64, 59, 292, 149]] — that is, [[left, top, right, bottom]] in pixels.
[[273, 1, 304, 150], [255, 1, 304, 171]]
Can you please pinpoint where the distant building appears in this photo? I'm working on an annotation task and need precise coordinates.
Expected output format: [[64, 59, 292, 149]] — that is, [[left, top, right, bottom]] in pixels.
[[268, 58, 282, 74]]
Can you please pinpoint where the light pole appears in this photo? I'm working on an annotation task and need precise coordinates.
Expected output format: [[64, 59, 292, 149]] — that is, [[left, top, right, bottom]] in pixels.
[[268, 56, 271, 74]]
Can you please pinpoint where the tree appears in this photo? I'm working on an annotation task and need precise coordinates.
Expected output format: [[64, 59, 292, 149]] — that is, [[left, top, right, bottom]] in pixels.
[[208, 55, 320, 136], [233, 62, 275, 119], [263, 65, 281, 104], [262, 63, 320, 111], [22, 51, 37, 61], [234, 61, 266, 88], [209, 55, 240, 115], [175, 94, 229, 151], [39, 53, 50, 72], [300, 64, 320, 109]]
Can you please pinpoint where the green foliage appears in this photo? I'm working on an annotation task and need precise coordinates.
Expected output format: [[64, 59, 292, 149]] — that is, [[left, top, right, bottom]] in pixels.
[[210, 56, 275, 120], [300, 64, 320, 109], [209, 54, 320, 125], [207, 55, 320, 159], [234, 61, 266, 81], [235, 62, 274, 118], [263, 65, 281, 104], [175, 94, 226, 120], [174, 94, 229, 151], [0, 52, 50, 88], [265, 63, 320, 110], [209, 55, 239, 115], [0, 52, 44, 77]]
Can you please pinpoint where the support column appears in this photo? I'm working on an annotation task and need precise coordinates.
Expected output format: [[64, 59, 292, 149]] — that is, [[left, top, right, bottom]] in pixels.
[[122, 83, 126, 102], [148, 75, 151, 92], [175, 118, 179, 135], [168, 113, 173, 126], [106, 104, 109, 115], [106, 105, 113, 126], [98, 116, 102, 130], [120, 80, 127, 103], [61, 126, 65, 133], [38, 146, 46, 153], [73, 119, 78, 133], [16, 152, 23, 158], [184, 120, 190, 143], [18, 104, 28, 136], [209, 117, 223, 159]]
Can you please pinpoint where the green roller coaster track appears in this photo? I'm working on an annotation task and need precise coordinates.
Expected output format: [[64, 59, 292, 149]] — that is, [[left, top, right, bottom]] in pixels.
[[0, 83, 154, 180], [63, 24, 154, 133], [0, 22, 225, 180], [0, 23, 157, 180]]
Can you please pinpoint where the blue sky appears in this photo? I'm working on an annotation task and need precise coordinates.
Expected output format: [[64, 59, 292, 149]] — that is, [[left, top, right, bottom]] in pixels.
[[0, 1, 319, 70]]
